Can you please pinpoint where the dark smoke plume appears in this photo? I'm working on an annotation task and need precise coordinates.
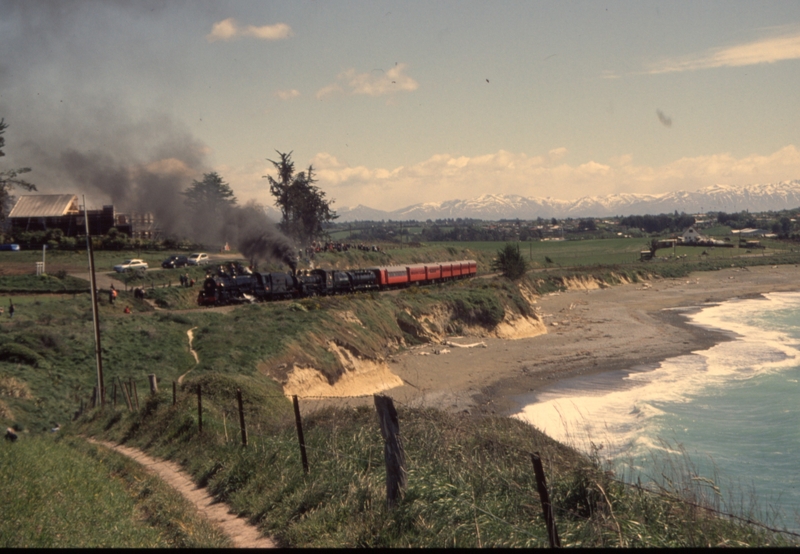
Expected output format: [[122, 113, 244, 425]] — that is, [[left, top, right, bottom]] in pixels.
[[2, 2, 300, 267], [57, 146, 200, 238], [230, 201, 297, 272], [0, 1, 211, 236]]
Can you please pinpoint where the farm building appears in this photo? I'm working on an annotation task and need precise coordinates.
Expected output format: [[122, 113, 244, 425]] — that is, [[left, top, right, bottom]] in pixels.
[[680, 227, 708, 243], [7, 194, 156, 239]]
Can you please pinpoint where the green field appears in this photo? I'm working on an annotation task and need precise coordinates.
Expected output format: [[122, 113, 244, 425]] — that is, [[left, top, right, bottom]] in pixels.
[[424, 238, 795, 268]]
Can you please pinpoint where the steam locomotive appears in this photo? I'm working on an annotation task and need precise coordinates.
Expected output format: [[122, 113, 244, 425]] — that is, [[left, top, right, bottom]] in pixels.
[[197, 260, 478, 306]]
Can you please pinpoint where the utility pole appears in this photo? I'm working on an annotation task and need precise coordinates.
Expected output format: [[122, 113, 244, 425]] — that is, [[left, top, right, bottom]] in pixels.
[[83, 196, 105, 407]]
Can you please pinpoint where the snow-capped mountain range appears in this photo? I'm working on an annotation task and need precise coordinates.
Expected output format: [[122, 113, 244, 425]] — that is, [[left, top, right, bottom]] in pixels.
[[336, 180, 800, 222]]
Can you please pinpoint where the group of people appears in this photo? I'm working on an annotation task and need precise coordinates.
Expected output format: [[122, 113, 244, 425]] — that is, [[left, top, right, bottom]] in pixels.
[[107, 284, 132, 313], [179, 273, 195, 287], [304, 241, 382, 255]]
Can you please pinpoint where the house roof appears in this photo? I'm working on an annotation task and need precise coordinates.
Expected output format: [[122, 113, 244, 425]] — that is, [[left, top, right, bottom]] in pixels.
[[8, 195, 80, 218]]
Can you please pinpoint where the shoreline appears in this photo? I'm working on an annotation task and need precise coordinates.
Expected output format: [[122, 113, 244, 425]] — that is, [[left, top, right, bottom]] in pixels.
[[375, 264, 800, 417]]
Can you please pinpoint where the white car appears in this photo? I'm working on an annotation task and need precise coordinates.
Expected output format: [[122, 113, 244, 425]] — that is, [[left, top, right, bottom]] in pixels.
[[114, 259, 148, 273], [187, 252, 209, 266]]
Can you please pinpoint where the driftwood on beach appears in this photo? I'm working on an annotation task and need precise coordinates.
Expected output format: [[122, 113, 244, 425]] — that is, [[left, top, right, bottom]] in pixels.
[[443, 340, 487, 349]]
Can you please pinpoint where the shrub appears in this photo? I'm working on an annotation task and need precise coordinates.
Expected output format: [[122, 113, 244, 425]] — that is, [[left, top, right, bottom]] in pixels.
[[492, 243, 528, 280], [0, 343, 47, 367], [451, 292, 505, 327]]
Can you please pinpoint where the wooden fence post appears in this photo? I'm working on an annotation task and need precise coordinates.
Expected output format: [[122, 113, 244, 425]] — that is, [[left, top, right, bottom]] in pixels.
[[172, 381, 177, 406], [197, 384, 203, 434], [118, 376, 133, 411], [130, 378, 140, 411], [236, 388, 247, 447], [148, 374, 158, 394], [531, 453, 560, 548], [292, 395, 309, 474], [374, 395, 406, 509]]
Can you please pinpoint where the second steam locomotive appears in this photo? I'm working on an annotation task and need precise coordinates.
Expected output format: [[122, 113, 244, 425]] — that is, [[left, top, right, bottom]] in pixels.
[[197, 260, 477, 306]]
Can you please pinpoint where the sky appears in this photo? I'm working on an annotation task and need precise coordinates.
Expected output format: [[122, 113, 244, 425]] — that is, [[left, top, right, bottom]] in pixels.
[[2, 0, 800, 215]]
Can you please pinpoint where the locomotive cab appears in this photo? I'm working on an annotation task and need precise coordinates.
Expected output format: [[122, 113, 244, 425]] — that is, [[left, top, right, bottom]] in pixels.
[[258, 272, 298, 300]]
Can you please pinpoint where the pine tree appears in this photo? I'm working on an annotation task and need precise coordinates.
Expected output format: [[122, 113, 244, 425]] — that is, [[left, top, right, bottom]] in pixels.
[[264, 151, 337, 244], [492, 243, 528, 280]]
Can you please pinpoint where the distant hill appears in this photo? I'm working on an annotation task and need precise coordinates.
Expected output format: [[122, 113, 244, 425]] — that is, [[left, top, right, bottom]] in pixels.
[[336, 180, 800, 222]]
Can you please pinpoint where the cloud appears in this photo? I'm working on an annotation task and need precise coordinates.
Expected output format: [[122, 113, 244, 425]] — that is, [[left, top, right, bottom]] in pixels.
[[656, 110, 672, 127], [207, 18, 238, 41], [321, 146, 800, 210], [207, 18, 293, 42], [222, 146, 800, 213], [315, 83, 343, 100], [243, 22, 293, 41], [316, 63, 419, 98], [648, 29, 800, 74], [274, 89, 300, 100]]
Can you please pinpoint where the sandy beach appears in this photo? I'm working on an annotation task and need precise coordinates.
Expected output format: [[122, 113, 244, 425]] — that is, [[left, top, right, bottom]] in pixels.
[[358, 264, 800, 417]]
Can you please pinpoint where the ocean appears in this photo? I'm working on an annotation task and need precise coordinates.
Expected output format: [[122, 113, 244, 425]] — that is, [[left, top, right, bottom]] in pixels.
[[513, 291, 800, 532]]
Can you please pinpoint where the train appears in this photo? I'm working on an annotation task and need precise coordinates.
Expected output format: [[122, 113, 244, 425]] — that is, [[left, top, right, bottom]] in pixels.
[[197, 260, 478, 306]]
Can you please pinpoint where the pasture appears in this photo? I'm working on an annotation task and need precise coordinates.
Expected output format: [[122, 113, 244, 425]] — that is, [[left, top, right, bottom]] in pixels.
[[426, 237, 795, 269]]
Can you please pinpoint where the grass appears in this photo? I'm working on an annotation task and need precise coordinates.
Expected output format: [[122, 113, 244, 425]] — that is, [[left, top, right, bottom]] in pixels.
[[0, 249, 169, 275], [0, 433, 231, 547], [70, 378, 796, 547], [424, 238, 800, 271], [0, 274, 89, 293], [0, 294, 196, 430]]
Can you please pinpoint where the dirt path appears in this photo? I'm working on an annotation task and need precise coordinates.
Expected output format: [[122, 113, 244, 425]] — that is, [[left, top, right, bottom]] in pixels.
[[178, 327, 200, 384], [88, 439, 275, 548], [71, 271, 123, 290]]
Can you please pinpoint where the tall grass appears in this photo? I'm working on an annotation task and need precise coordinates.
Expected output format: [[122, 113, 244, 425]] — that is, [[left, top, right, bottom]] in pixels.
[[72, 377, 796, 547], [0, 434, 231, 547]]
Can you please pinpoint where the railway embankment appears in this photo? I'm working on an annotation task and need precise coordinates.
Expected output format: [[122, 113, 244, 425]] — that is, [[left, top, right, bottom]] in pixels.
[[265, 278, 546, 401]]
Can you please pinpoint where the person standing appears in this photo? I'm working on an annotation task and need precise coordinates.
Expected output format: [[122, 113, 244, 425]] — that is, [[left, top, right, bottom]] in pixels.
[[8, 299, 14, 318]]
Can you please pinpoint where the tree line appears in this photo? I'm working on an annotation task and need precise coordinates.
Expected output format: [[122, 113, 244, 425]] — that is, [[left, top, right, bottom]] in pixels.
[[618, 212, 696, 234]]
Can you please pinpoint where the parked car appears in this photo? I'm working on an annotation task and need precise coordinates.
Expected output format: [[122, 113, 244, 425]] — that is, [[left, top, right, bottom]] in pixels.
[[0, 244, 20, 251], [161, 255, 189, 269], [113, 259, 148, 273], [187, 253, 209, 266]]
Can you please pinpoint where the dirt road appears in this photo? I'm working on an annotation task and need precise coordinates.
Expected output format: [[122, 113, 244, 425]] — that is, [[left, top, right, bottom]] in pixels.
[[89, 439, 275, 548]]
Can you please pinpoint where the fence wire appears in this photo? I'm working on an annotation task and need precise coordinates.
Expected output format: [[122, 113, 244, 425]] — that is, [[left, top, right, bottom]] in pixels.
[[81, 383, 800, 543]]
